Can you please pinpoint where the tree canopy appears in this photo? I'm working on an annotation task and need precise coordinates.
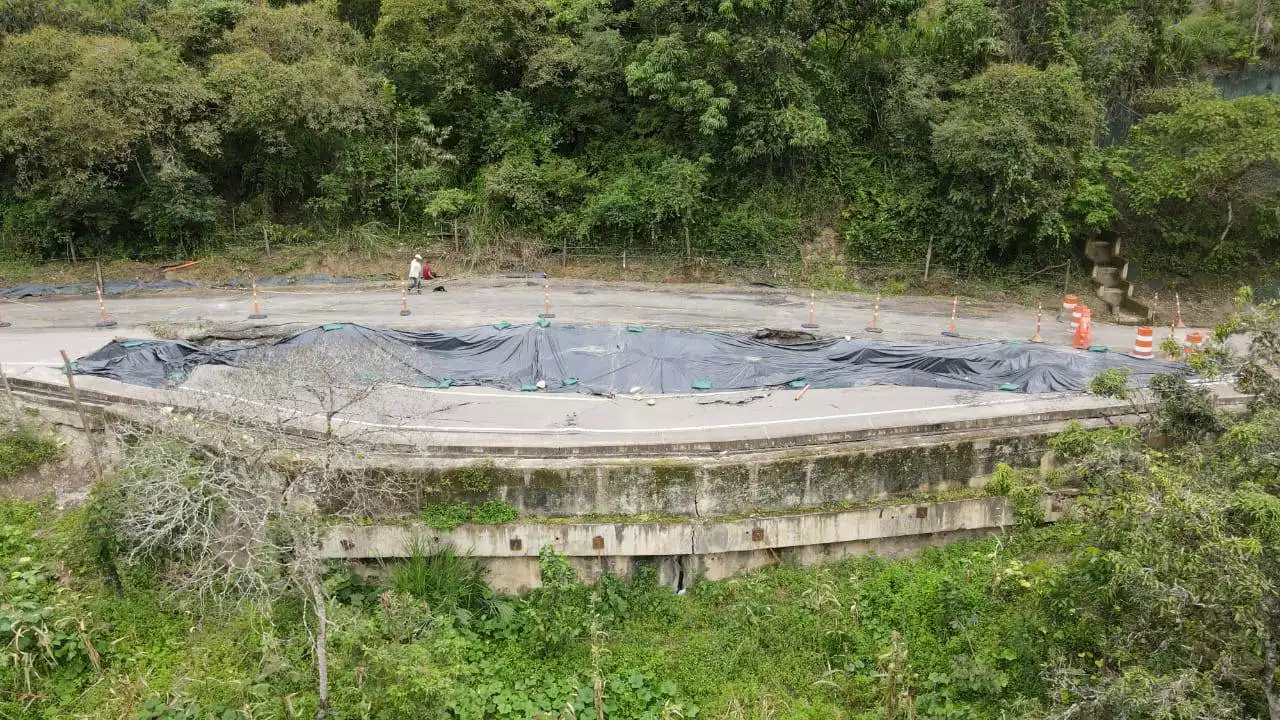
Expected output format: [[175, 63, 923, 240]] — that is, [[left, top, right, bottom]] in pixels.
[[1, 0, 1278, 273]]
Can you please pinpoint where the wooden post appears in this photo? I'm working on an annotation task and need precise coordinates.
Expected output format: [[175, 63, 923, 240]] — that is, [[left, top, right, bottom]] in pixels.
[[1063, 259, 1071, 296], [95, 259, 104, 292], [562, 235, 568, 269], [684, 222, 691, 264], [263, 225, 270, 256], [59, 350, 103, 482], [923, 236, 933, 281]]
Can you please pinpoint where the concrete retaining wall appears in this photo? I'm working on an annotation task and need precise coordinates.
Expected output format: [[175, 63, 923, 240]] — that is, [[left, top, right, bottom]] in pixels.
[[319, 429, 1056, 518], [323, 494, 1064, 593]]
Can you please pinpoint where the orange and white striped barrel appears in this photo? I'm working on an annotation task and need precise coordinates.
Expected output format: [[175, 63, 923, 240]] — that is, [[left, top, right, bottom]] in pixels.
[[1062, 294, 1078, 324], [1070, 305, 1083, 332], [1184, 331, 1204, 355], [1130, 326, 1154, 359], [1073, 306, 1093, 350]]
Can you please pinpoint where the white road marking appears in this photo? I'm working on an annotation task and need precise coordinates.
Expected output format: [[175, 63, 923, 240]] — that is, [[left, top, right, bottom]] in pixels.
[[180, 385, 1042, 435]]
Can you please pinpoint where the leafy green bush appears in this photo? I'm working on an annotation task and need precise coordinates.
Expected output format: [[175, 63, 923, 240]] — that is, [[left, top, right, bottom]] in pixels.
[[422, 500, 518, 527], [472, 500, 517, 525], [985, 463, 1045, 525], [1149, 373, 1223, 443], [421, 502, 471, 530], [1049, 421, 1142, 463], [0, 422, 60, 480], [986, 462, 1018, 495], [1088, 367, 1131, 399]]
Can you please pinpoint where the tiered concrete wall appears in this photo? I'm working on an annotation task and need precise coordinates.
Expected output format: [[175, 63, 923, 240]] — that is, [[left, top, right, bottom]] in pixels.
[[322, 494, 1068, 593], [318, 429, 1057, 518]]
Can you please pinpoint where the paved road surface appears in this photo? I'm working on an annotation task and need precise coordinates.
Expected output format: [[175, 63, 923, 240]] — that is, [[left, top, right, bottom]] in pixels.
[[0, 278, 1203, 365], [1, 279, 1230, 454]]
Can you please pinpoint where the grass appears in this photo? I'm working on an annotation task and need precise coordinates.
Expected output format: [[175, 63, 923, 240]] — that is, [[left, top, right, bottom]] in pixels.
[[0, 419, 61, 481], [390, 539, 498, 617]]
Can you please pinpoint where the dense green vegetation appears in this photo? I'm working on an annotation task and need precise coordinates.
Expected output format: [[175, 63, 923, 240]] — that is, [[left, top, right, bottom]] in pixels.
[[0, 420, 60, 480], [2, 296, 1279, 719], [5, 403, 1280, 718], [2, 0, 1279, 277]]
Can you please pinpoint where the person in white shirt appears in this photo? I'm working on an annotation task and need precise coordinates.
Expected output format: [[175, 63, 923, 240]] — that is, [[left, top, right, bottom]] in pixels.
[[408, 254, 423, 293]]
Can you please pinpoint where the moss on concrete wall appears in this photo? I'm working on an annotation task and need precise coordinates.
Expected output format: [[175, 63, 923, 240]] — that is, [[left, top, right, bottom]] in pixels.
[[325, 430, 1058, 520]]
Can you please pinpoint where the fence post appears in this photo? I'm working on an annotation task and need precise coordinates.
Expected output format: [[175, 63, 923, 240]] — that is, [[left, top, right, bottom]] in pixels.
[[1063, 259, 1071, 296], [59, 350, 103, 482], [923, 236, 933, 281]]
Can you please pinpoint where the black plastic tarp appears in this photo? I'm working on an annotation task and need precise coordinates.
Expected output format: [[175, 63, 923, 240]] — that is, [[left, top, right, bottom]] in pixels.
[[0, 280, 198, 299], [73, 322, 1189, 394]]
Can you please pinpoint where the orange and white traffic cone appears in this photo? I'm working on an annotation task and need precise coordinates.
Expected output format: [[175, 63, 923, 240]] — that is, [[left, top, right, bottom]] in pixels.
[[1130, 326, 1154, 359], [94, 286, 116, 328], [865, 293, 883, 334], [248, 280, 267, 320], [941, 295, 960, 337], [399, 281, 412, 317], [1072, 305, 1092, 350], [539, 283, 556, 319], [1070, 303, 1083, 334], [802, 292, 819, 329], [1060, 294, 1078, 323], [1028, 303, 1045, 343]]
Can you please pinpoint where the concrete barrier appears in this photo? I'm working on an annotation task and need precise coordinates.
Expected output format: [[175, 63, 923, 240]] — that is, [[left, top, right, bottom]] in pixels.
[[322, 494, 1068, 593]]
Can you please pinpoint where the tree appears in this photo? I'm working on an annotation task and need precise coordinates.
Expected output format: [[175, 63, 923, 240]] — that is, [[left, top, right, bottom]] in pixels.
[[929, 63, 1103, 262], [1113, 93, 1280, 273], [100, 336, 422, 719], [1045, 407, 1280, 719]]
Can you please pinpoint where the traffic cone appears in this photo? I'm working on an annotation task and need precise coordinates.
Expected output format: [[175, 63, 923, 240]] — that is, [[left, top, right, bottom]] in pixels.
[[865, 293, 883, 334], [247, 280, 267, 320], [1028, 303, 1045, 343], [1130, 326, 1154, 359], [941, 295, 960, 337], [539, 283, 556, 319], [801, 292, 819, 329], [1070, 303, 1083, 334], [1059, 294, 1078, 323], [399, 281, 412, 317], [94, 286, 116, 328], [1072, 305, 1093, 350]]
